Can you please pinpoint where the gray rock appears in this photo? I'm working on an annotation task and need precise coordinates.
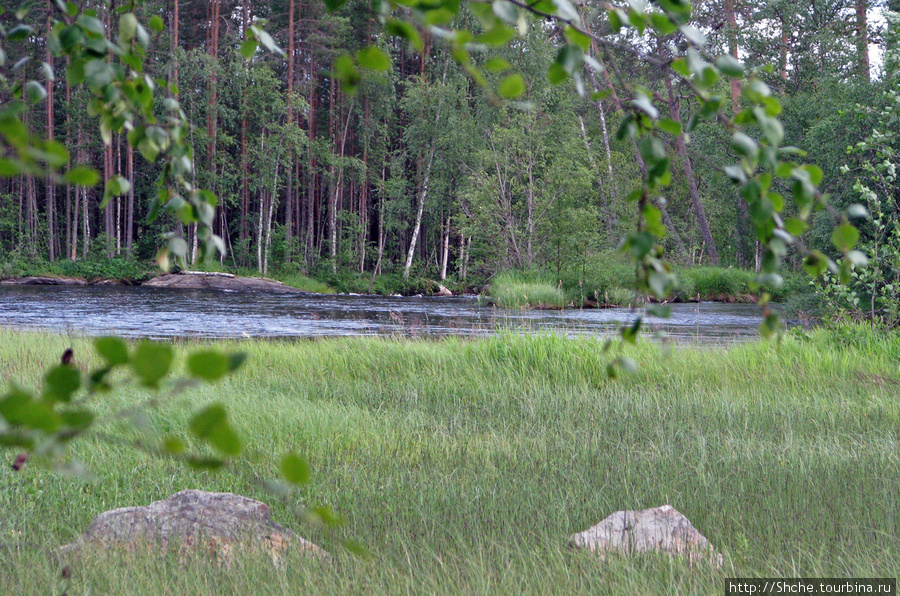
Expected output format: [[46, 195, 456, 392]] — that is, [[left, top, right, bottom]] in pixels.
[[61, 489, 327, 564], [434, 283, 453, 297], [0, 276, 87, 285], [143, 273, 306, 294], [569, 505, 723, 568]]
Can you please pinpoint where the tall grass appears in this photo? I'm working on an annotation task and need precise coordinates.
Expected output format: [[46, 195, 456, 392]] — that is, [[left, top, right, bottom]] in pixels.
[[485, 270, 569, 308], [0, 329, 897, 594]]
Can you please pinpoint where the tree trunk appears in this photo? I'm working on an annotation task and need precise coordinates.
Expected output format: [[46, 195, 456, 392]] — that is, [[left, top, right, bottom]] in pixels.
[[856, 0, 870, 80], [403, 150, 432, 279], [284, 0, 295, 260], [305, 54, 317, 268], [440, 215, 450, 280], [726, 0, 751, 267], [45, 0, 56, 261], [577, 114, 609, 236], [126, 142, 134, 256], [665, 75, 719, 265], [239, 0, 250, 259]]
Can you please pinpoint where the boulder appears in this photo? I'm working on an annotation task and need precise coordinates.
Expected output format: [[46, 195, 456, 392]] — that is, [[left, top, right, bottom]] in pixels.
[[434, 283, 453, 297], [143, 272, 305, 294], [569, 505, 723, 568], [60, 489, 327, 565]]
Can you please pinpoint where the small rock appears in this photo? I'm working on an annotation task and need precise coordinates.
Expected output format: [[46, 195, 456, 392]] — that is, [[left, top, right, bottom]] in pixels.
[[60, 489, 327, 565], [569, 505, 723, 568]]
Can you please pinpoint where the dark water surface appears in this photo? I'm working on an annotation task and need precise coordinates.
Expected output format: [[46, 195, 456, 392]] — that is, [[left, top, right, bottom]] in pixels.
[[0, 285, 778, 343]]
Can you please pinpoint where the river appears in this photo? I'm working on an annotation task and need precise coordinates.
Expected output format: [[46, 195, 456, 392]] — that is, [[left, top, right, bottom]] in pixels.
[[0, 285, 785, 343]]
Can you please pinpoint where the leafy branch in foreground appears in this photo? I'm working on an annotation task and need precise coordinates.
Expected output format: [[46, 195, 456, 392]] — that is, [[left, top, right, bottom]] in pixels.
[[0, 338, 348, 531]]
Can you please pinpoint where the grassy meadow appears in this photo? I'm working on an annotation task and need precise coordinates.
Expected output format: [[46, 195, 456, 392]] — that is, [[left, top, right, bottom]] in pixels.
[[0, 328, 898, 594]]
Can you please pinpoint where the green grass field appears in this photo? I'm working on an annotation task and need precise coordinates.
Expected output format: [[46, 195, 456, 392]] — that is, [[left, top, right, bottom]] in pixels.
[[1, 328, 897, 594]]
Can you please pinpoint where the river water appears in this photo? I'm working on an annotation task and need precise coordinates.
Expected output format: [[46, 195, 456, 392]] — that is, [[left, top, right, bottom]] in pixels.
[[0, 285, 781, 343]]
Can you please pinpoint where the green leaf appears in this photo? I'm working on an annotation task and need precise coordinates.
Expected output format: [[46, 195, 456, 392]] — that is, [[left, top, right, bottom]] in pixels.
[[547, 63, 568, 84], [656, 118, 681, 136], [187, 350, 230, 382], [731, 132, 758, 160], [7, 24, 34, 41], [163, 436, 186, 455], [0, 387, 62, 432], [168, 237, 189, 257], [228, 352, 248, 372], [333, 54, 359, 96], [621, 316, 642, 344], [119, 13, 137, 43], [95, 337, 129, 366], [65, 166, 100, 187], [492, 0, 518, 24], [723, 164, 747, 183], [616, 356, 638, 375], [239, 38, 258, 59], [43, 365, 80, 403], [484, 57, 511, 72], [607, 8, 626, 31], [356, 45, 391, 71], [385, 19, 424, 52], [148, 15, 165, 33], [24, 81, 47, 103], [646, 304, 671, 318], [323, 0, 348, 10], [564, 26, 590, 51], [715, 54, 744, 77], [477, 24, 516, 46], [649, 13, 678, 35], [186, 456, 225, 470], [831, 223, 859, 252], [60, 409, 94, 430], [255, 28, 284, 57], [846, 204, 870, 219], [631, 93, 658, 119], [189, 403, 242, 456], [759, 313, 781, 339], [280, 452, 311, 485], [131, 342, 173, 388], [497, 74, 525, 99], [552, 0, 580, 23], [846, 250, 869, 268], [679, 24, 706, 46], [784, 217, 808, 236]]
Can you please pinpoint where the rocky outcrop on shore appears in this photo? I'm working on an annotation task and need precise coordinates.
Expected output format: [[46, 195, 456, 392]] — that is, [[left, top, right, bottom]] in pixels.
[[0, 276, 88, 285], [143, 271, 306, 293]]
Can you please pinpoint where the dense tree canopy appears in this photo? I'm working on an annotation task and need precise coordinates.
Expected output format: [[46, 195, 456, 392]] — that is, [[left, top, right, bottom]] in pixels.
[[0, 0, 896, 302]]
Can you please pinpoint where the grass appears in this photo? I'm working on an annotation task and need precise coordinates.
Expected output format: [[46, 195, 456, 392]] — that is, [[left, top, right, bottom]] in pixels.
[[485, 270, 570, 308], [502, 260, 817, 309], [0, 328, 898, 594]]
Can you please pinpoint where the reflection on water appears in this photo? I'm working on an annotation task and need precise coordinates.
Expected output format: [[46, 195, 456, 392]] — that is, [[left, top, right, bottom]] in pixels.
[[0, 285, 783, 343]]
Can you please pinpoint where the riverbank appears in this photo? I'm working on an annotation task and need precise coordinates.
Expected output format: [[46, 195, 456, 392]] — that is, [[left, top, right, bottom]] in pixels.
[[483, 266, 818, 312], [2, 256, 822, 316], [1, 328, 896, 593]]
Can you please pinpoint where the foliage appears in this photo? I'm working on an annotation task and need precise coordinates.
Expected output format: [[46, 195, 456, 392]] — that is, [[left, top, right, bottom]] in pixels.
[[815, 32, 900, 326]]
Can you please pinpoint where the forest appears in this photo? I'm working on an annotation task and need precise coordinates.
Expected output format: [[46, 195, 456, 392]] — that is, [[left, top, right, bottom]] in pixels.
[[2, 3, 900, 591], [1, 0, 897, 302]]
